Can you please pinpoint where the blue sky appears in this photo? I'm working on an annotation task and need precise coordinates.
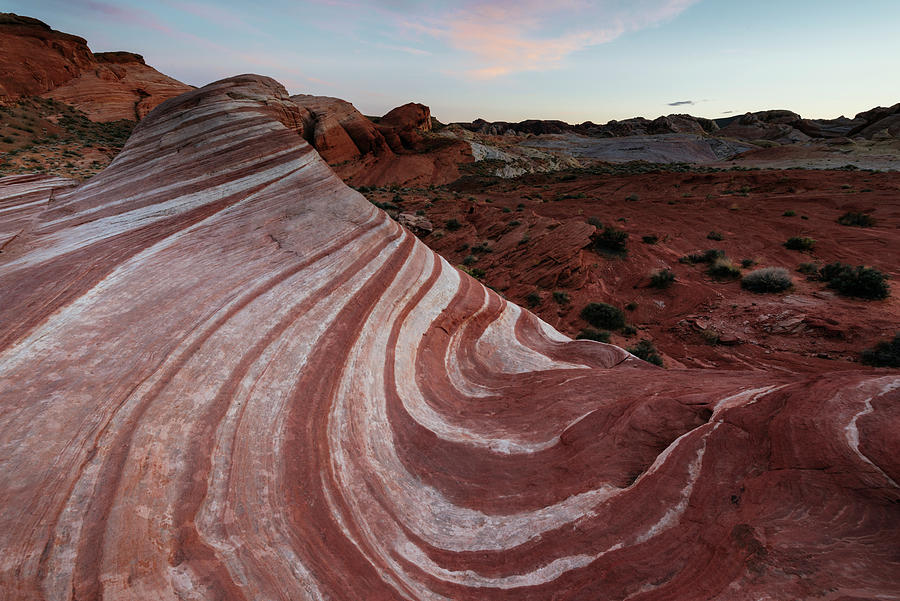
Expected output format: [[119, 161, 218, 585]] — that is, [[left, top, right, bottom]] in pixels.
[[10, 1, 900, 123]]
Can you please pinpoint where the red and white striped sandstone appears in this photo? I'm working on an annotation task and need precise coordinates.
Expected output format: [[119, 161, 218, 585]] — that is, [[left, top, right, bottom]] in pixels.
[[0, 75, 897, 601]]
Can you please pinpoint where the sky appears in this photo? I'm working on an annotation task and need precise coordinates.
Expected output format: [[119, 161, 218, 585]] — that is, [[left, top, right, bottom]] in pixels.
[[8, 0, 900, 123]]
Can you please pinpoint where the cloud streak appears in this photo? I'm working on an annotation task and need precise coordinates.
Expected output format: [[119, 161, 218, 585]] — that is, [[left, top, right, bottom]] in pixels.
[[393, 0, 701, 79]]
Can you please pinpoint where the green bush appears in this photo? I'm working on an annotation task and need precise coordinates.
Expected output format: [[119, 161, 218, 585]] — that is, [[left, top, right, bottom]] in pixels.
[[741, 267, 793, 293], [782, 210, 796, 217], [462, 255, 477, 266], [576, 328, 611, 343], [622, 324, 637, 337], [642, 235, 659, 244], [593, 225, 629, 254], [581, 302, 625, 330], [553, 291, 570, 304], [445, 219, 462, 231], [797, 262, 820, 277], [526, 291, 541, 307], [625, 302, 638, 311], [650, 268, 675, 289], [784, 236, 815, 251], [837, 211, 876, 227], [679, 249, 724, 264], [707, 258, 741, 280], [628, 340, 663, 366], [860, 333, 900, 367], [819, 263, 889, 299], [707, 230, 724, 241]]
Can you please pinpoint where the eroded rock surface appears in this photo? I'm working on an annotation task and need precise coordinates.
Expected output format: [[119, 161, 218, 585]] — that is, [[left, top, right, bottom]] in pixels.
[[0, 13, 190, 121], [1, 75, 898, 601]]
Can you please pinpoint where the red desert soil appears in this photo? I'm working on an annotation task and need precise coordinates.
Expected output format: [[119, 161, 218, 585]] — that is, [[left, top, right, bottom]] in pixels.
[[361, 168, 900, 372], [0, 74, 898, 601]]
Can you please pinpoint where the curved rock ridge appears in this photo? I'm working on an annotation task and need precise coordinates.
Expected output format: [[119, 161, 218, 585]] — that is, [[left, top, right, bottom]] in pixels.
[[0, 75, 898, 601]]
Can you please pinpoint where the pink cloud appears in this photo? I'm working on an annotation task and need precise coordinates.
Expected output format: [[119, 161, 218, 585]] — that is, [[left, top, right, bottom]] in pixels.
[[397, 0, 701, 79]]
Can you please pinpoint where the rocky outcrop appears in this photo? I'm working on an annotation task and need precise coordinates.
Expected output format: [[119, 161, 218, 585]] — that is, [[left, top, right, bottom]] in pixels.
[[290, 94, 472, 186], [0, 74, 898, 601], [0, 12, 190, 121]]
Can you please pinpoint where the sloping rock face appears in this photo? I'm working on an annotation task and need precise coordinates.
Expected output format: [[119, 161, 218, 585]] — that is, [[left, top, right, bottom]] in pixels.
[[290, 94, 472, 186], [0, 13, 191, 121], [0, 75, 898, 601]]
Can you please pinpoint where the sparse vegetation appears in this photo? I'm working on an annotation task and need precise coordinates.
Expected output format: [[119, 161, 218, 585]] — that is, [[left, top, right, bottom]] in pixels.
[[627, 340, 663, 366], [650, 268, 675, 289], [741, 267, 793, 293], [576, 328, 611, 343], [642, 235, 659, 244], [740, 259, 755, 268], [581, 302, 625, 330], [625, 302, 638, 311], [782, 210, 796, 217], [592, 225, 629, 254], [819, 263, 889, 299], [707, 230, 724, 241], [445, 218, 462, 231], [784, 236, 815, 251], [707, 258, 741, 280], [679, 249, 724, 264], [526, 291, 541, 307], [860, 333, 900, 367], [837, 211, 876, 227], [553, 291, 571, 305]]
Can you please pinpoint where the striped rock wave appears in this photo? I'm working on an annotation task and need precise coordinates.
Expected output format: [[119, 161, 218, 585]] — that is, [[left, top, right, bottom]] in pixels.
[[0, 75, 898, 601]]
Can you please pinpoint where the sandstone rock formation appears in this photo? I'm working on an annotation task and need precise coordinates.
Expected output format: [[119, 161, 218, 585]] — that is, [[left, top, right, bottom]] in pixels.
[[1, 75, 898, 601], [0, 13, 190, 121], [290, 94, 472, 186]]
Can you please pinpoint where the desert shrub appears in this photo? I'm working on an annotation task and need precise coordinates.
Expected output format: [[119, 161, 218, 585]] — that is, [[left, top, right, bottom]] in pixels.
[[622, 324, 637, 337], [860, 333, 900, 367], [741, 267, 793, 293], [445, 219, 462, 231], [707, 258, 741, 280], [593, 225, 629, 254], [707, 230, 724, 241], [819, 263, 889, 299], [553, 291, 570, 304], [642, 235, 659, 244], [679, 249, 724, 264], [1, 136, 13, 144], [740, 259, 755, 268], [782, 210, 796, 217], [797, 262, 821, 277], [627, 340, 663, 366], [462, 255, 477, 266], [837, 211, 876, 227], [625, 302, 638, 311], [526, 291, 541, 307], [587, 216, 603, 228], [576, 328, 611, 343], [508, 220, 520, 227], [581, 302, 625, 330], [471, 242, 492, 254], [518, 234, 530, 245], [460, 266, 485, 279], [502, 207, 511, 213], [784, 236, 815, 251], [650, 268, 676, 289], [625, 194, 640, 201]]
